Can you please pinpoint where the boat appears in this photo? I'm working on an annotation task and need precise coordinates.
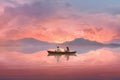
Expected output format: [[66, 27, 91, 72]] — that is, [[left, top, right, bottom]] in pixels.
[[47, 51, 76, 54]]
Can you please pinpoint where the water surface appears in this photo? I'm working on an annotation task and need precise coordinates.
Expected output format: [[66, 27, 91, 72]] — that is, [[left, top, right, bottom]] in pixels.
[[0, 46, 120, 80]]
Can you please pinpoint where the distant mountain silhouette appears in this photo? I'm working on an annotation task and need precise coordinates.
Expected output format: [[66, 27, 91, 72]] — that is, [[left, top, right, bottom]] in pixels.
[[2, 38, 120, 53], [4, 38, 120, 48], [62, 38, 104, 46], [107, 39, 120, 44], [5, 38, 56, 53], [8, 38, 54, 46], [61, 38, 120, 48]]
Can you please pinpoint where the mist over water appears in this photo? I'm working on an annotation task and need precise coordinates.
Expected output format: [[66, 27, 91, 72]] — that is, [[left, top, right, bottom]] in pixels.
[[0, 46, 120, 80]]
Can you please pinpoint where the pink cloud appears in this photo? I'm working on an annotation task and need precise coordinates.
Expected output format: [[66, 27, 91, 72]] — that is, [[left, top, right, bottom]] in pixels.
[[0, 1, 120, 43]]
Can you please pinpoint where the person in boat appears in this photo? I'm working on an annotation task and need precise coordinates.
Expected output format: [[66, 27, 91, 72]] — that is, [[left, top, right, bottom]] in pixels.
[[66, 46, 70, 52], [56, 46, 61, 52]]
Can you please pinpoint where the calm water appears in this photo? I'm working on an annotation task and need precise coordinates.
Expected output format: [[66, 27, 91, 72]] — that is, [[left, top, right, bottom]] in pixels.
[[0, 46, 120, 80]]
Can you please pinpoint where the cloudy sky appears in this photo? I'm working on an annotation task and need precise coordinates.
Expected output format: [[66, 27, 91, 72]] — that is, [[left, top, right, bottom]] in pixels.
[[0, 0, 120, 43]]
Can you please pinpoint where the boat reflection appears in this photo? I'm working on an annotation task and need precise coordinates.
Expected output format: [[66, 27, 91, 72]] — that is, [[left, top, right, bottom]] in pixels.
[[48, 53, 77, 62]]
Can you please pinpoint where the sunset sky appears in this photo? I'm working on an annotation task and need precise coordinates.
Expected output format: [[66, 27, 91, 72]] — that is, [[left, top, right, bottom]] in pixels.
[[0, 0, 120, 43], [1, 1, 120, 79]]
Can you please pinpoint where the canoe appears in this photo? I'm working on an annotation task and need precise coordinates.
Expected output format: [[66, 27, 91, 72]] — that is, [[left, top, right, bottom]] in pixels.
[[48, 52, 77, 56], [47, 51, 76, 54]]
